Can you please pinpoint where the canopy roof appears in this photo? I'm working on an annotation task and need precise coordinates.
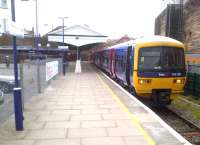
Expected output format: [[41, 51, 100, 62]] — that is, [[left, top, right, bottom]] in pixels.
[[47, 25, 108, 47]]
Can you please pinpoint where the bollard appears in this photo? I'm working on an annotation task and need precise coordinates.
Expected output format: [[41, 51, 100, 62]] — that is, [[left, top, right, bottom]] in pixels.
[[63, 63, 66, 76], [13, 88, 23, 131]]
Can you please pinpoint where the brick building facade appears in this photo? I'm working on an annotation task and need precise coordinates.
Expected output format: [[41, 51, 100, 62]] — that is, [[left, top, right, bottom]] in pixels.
[[155, 0, 200, 52], [184, 0, 200, 52]]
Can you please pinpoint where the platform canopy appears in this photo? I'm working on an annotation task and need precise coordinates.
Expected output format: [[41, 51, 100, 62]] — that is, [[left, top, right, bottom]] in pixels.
[[47, 25, 108, 47]]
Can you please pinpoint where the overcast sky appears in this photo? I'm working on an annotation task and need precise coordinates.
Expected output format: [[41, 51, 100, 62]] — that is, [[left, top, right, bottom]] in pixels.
[[15, 0, 165, 38]]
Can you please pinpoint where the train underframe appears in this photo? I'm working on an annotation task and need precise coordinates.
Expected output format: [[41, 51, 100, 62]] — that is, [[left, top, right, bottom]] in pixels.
[[129, 86, 172, 107], [150, 89, 172, 106]]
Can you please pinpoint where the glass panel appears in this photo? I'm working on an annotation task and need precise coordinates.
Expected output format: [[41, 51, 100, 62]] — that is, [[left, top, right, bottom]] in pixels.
[[138, 47, 162, 71], [0, 0, 7, 8], [138, 46, 185, 72]]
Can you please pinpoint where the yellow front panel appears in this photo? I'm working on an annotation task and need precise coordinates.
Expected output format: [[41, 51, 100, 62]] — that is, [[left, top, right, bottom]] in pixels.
[[134, 77, 185, 94], [132, 41, 185, 98]]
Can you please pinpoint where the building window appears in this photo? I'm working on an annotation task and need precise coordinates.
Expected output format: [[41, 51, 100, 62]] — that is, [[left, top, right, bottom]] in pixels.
[[189, 31, 192, 37], [0, 0, 7, 8], [0, 19, 7, 34]]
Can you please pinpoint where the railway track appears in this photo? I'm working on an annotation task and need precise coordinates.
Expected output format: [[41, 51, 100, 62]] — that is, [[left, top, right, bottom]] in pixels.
[[151, 107, 200, 145]]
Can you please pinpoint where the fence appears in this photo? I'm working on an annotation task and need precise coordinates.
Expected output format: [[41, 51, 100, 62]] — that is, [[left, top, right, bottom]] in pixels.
[[184, 64, 200, 98], [0, 58, 63, 124]]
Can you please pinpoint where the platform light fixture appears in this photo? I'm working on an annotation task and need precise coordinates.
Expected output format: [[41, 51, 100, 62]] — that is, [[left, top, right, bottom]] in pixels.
[[138, 79, 152, 85], [58, 16, 69, 46]]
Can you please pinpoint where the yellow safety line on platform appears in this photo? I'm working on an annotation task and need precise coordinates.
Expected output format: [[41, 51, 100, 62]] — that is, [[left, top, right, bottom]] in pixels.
[[97, 74, 156, 145]]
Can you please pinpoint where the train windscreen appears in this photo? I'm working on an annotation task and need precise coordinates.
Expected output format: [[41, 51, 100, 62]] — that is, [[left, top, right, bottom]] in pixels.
[[138, 46, 185, 72]]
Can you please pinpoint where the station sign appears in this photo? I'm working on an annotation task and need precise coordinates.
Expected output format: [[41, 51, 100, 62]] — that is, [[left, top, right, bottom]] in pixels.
[[58, 46, 69, 50]]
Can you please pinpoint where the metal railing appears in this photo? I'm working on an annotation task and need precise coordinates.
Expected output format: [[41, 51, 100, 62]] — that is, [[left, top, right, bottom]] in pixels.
[[187, 64, 200, 74], [185, 64, 200, 98], [0, 57, 63, 124]]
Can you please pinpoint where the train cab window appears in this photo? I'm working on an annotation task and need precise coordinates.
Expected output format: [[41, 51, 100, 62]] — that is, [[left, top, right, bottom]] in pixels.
[[138, 46, 185, 72], [138, 47, 161, 71], [162, 48, 174, 67], [162, 47, 185, 70]]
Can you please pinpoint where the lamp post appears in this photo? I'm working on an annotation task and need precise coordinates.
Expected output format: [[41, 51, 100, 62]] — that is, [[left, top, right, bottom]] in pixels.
[[11, 0, 24, 131], [58, 17, 69, 76], [75, 36, 79, 60], [35, 0, 41, 93], [58, 16, 69, 46]]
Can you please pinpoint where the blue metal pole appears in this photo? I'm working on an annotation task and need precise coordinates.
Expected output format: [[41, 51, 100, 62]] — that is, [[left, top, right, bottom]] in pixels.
[[62, 52, 66, 76], [11, 0, 23, 131], [62, 18, 65, 75], [77, 46, 79, 60], [62, 18, 66, 75]]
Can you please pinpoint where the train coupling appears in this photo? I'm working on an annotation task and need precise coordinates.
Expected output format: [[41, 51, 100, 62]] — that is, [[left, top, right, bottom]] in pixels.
[[151, 89, 171, 107]]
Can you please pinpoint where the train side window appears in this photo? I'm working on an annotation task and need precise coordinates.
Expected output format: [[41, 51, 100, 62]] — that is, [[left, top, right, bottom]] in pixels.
[[116, 55, 119, 66], [119, 56, 121, 65], [119, 56, 122, 68], [121, 56, 123, 68], [123, 55, 126, 69], [122, 56, 125, 69], [122, 55, 124, 69], [118, 56, 120, 66]]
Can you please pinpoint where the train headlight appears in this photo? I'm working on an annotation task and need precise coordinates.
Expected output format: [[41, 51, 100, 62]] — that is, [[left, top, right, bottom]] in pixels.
[[138, 79, 151, 85], [173, 79, 185, 84]]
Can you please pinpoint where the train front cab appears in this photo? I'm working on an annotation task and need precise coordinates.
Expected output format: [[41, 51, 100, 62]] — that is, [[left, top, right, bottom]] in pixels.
[[132, 42, 186, 106]]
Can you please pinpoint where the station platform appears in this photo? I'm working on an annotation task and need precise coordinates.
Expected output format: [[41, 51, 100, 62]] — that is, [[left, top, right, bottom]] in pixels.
[[0, 62, 191, 145]]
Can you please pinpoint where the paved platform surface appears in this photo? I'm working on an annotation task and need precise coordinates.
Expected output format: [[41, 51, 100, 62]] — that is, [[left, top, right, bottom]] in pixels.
[[0, 62, 191, 145]]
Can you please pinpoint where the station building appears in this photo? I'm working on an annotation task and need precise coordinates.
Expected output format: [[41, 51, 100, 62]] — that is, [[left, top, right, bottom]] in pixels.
[[155, 0, 200, 53], [0, 0, 9, 36]]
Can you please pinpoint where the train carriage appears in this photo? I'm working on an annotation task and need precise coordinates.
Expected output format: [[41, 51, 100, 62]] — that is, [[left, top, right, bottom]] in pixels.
[[93, 36, 186, 106]]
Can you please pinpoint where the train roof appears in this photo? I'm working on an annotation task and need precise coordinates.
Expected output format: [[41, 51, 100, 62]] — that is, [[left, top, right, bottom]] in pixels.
[[106, 35, 183, 50], [134, 35, 183, 45]]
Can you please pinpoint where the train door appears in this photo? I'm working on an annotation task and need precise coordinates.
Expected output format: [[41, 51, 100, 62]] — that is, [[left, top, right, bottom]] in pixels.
[[130, 46, 134, 87], [109, 50, 112, 75], [115, 50, 120, 80], [111, 49, 116, 78], [126, 46, 132, 86]]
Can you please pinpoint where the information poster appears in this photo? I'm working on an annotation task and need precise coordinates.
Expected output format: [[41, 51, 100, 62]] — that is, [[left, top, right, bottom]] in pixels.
[[46, 61, 59, 81]]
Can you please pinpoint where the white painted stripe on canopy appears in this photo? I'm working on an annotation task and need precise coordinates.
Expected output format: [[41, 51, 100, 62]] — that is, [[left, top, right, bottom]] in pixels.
[[48, 35, 107, 47]]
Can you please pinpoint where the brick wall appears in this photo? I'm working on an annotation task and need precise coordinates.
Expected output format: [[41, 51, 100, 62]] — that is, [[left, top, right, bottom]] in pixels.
[[0, 34, 34, 46], [155, 9, 167, 36], [184, 1, 200, 51], [155, 0, 200, 52]]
